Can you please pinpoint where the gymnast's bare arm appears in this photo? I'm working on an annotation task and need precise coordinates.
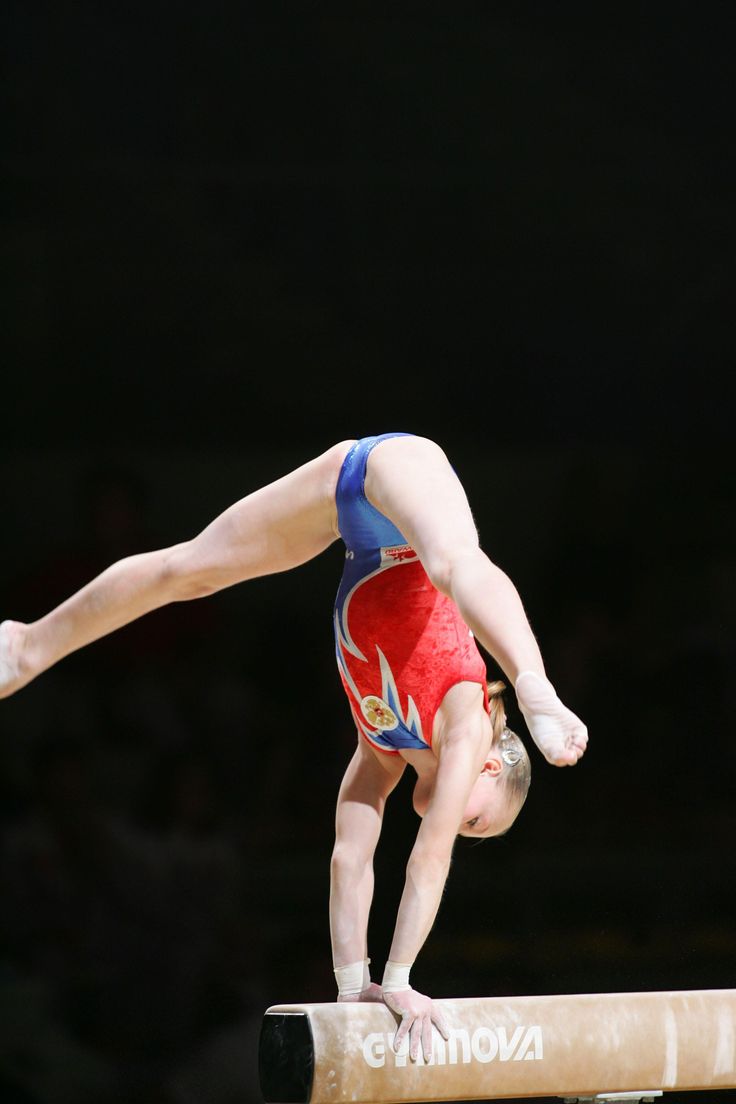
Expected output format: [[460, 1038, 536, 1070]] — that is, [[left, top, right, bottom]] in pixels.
[[330, 738, 405, 1001], [378, 714, 486, 1060], [0, 441, 354, 700]]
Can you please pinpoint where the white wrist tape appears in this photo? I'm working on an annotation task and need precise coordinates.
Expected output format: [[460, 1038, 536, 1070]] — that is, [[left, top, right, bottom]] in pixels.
[[381, 961, 412, 993], [334, 958, 370, 997]]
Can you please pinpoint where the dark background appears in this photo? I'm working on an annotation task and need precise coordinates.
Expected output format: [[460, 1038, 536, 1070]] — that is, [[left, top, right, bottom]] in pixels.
[[2, 4, 734, 1103]]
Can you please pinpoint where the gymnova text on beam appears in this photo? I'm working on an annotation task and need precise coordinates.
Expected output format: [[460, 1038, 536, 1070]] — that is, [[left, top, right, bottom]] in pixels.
[[361, 1025, 544, 1069]]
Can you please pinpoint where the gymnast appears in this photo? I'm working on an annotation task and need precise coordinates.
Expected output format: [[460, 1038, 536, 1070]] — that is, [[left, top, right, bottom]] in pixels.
[[0, 432, 588, 1062]]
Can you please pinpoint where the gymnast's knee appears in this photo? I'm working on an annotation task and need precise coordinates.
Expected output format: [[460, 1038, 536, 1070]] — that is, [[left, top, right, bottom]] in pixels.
[[423, 544, 483, 598], [159, 542, 221, 601]]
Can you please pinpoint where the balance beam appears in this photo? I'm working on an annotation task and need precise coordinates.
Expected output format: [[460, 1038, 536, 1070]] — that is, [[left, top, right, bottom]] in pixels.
[[259, 989, 736, 1103]]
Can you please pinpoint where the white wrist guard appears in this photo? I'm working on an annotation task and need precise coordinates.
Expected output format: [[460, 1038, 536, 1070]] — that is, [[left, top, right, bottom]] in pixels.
[[381, 960, 412, 993], [334, 958, 371, 997]]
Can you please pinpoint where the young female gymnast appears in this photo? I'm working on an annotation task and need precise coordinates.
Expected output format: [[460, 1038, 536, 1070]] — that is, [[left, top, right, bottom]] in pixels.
[[0, 432, 588, 1062]]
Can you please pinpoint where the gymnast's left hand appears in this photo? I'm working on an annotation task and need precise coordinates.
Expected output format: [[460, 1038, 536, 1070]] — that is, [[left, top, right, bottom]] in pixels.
[[337, 982, 384, 1003], [382, 987, 450, 1062]]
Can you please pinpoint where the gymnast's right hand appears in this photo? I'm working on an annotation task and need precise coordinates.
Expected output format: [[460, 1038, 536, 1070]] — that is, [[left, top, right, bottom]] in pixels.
[[0, 621, 30, 700], [382, 987, 450, 1062]]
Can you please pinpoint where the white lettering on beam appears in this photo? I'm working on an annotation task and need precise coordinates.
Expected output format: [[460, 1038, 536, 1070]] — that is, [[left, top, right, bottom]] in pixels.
[[361, 1026, 543, 1069]]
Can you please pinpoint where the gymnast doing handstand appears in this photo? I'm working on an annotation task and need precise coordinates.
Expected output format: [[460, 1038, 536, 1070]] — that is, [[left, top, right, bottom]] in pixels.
[[0, 432, 588, 1061]]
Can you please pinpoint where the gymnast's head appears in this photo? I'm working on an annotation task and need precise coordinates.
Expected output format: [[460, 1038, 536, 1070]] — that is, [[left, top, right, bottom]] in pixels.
[[459, 680, 531, 839]]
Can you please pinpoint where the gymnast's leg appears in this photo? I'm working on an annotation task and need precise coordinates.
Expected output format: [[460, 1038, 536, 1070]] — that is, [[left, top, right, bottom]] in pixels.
[[0, 440, 353, 700], [364, 434, 588, 767]]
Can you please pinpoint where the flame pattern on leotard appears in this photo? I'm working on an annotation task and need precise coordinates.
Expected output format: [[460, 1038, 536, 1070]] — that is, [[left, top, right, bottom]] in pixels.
[[335, 547, 428, 752]]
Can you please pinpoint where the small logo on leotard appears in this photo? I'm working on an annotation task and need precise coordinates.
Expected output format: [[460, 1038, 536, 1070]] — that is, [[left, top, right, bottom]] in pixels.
[[380, 544, 417, 565], [360, 695, 398, 730]]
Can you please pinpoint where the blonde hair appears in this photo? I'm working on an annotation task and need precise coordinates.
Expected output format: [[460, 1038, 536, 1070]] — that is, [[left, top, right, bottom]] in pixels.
[[486, 680, 531, 810]]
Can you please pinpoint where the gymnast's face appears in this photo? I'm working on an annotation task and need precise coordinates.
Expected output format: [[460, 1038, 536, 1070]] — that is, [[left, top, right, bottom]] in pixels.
[[458, 756, 518, 839]]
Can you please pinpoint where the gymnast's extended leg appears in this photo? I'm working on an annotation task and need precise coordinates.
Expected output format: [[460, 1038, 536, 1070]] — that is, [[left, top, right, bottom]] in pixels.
[[0, 440, 352, 700], [364, 434, 588, 766]]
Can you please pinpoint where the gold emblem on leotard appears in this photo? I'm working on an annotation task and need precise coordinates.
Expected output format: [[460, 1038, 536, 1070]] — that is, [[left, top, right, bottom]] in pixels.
[[360, 695, 398, 730]]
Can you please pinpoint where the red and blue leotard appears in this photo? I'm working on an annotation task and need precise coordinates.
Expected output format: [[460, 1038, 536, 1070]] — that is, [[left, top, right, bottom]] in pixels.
[[334, 433, 488, 755]]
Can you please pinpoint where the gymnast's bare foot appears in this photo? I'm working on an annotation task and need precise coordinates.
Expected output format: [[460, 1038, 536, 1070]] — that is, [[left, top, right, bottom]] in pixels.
[[0, 620, 32, 700], [515, 670, 588, 767]]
